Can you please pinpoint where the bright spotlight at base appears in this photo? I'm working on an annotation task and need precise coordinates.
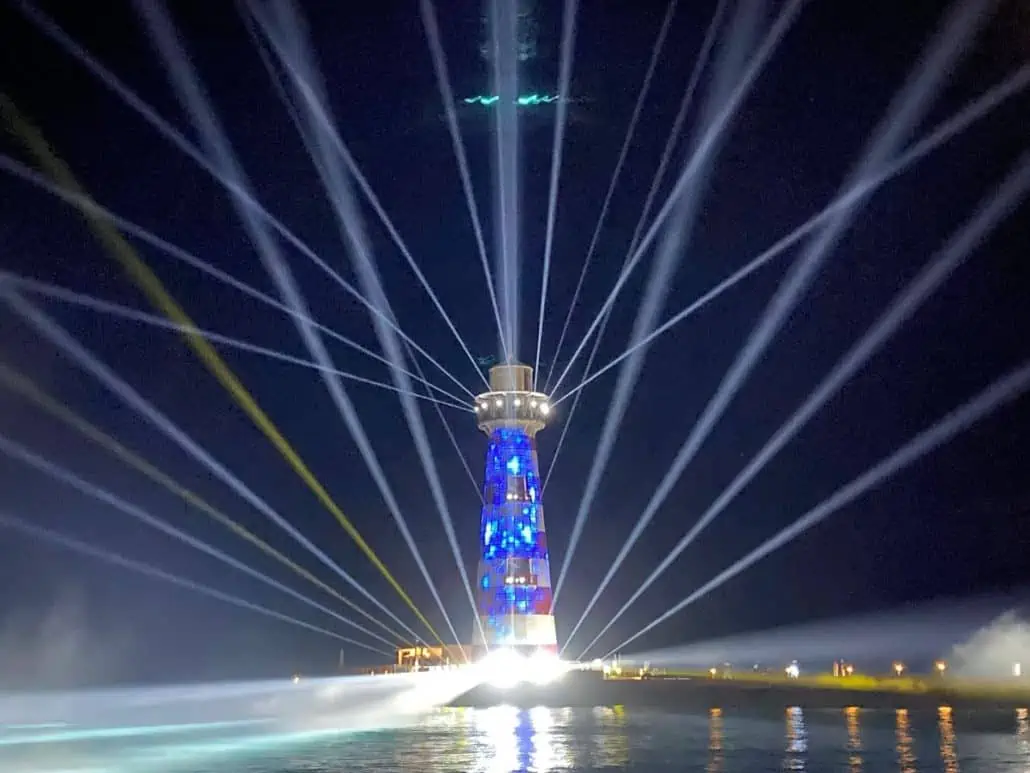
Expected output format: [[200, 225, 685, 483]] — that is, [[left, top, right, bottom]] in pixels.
[[482, 648, 523, 689], [527, 650, 567, 685], [479, 648, 567, 689]]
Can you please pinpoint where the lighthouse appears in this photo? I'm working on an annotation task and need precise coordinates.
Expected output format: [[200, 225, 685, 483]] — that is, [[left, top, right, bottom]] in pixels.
[[471, 362, 557, 659]]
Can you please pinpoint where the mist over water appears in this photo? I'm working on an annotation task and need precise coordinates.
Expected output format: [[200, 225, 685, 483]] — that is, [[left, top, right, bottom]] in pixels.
[[0, 590, 131, 691], [952, 611, 1030, 678], [0, 669, 481, 772], [624, 594, 1029, 672]]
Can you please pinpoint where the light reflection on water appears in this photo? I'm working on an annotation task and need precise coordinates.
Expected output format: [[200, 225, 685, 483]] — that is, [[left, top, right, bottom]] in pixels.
[[707, 707, 724, 773], [1016, 707, 1030, 771], [473, 705, 520, 773], [593, 704, 629, 769], [5, 705, 1030, 772], [938, 706, 959, 773], [895, 708, 918, 773], [529, 704, 569, 772], [846, 706, 863, 773], [784, 706, 807, 771]]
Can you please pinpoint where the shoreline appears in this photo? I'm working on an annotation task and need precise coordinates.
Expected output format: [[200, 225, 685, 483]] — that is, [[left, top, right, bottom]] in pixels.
[[450, 670, 1030, 710]]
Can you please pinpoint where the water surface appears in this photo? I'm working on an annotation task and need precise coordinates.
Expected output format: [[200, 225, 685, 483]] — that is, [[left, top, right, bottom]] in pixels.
[[5, 704, 1030, 772]]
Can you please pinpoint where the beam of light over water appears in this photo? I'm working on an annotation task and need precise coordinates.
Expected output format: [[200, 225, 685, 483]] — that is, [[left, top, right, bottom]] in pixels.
[[623, 595, 1025, 669], [406, 340, 485, 500], [418, 0, 507, 361], [489, 0, 521, 359], [552, 0, 765, 617], [0, 433, 395, 652], [532, 0, 578, 388], [0, 294, 417, 645], [241, 0, 484, 633], [2, 272, 471, 411], [607, 357, 1030, 656], [576, 151, 1030, 658], [556, 60, 1030, 407], [541, 0, 728, 493], [575, 0, 997, 643], [2, 91, 439, 642], [548, 0, 807, 397], [0, 671, 480, 773], [0, 156, 464, 406], [251, 0, 482, 651], [627, 0, 730, 261], [554, 0, 993, 404], [0, 362, 421, 653], [13, 0, 473, 401], [134, 0, 450, 648], [244, 0, 488, 391], [0, 512, 358, 649], [542, 0, 680, 392]]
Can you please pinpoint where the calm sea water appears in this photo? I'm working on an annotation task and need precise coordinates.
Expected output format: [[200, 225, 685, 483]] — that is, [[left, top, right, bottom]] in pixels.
[[5, 704, 1030, 772]]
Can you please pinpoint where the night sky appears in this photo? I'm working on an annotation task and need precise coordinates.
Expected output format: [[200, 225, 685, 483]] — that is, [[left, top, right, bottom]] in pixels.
[[0, 0, 1028, 688]]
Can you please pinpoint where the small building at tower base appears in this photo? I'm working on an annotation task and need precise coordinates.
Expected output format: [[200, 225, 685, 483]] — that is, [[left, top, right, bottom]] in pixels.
[[395, 644, 473, 670]]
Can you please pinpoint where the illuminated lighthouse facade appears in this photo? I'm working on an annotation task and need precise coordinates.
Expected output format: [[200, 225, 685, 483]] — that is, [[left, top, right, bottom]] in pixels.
[[472, 363, 557, 658]]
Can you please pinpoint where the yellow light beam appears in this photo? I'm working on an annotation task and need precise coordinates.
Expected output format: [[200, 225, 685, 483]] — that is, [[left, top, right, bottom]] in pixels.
[[0, 361, 406, 646], [1, 94, 444, 648]]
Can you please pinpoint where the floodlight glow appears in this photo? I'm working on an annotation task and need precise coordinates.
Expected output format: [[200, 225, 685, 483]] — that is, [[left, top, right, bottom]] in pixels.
[[526, 650, 567, 685], [481, 648, 524, 689], [538, 402, 551, 415], [477, 648, 566, 689]]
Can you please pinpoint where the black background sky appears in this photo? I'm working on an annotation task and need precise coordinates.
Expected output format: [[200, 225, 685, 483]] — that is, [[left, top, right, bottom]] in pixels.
[[0, 0, 1028, 688]]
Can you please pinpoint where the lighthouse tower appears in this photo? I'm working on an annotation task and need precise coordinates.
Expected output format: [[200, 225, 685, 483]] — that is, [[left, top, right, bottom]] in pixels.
[[471, 362, 557, 659]]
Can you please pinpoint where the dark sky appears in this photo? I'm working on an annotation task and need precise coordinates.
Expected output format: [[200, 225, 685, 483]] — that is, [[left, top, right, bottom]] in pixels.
[[0, 0, 1028, 687]]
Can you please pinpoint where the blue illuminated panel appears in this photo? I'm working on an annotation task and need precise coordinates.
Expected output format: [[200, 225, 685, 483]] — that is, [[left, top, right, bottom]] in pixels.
[[475, 426, 552, 640]]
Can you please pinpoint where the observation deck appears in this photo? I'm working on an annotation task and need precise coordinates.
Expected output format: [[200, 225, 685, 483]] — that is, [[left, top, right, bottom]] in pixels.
[[474, 362, 552, 435]]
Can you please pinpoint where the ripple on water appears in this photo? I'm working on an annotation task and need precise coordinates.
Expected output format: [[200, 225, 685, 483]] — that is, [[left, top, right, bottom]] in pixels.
[[4, 705, 1030, 773]]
